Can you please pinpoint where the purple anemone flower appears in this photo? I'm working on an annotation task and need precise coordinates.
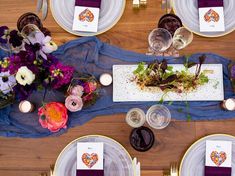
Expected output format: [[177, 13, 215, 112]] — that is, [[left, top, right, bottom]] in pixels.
[[0, 26, 9, 44]]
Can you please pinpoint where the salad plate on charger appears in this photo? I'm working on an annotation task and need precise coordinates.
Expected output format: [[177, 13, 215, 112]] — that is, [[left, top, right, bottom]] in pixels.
[[50, 0, 125, 36], [172, 0, 235, 37], [179, 134, 235, 176], [53, 135, 134, 176]]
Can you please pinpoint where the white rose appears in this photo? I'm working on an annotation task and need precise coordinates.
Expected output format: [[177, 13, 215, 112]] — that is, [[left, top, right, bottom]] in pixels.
[[15, 66, 35, 86]]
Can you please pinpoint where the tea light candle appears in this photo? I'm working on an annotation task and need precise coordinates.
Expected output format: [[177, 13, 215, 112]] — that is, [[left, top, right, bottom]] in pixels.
[[222, 98, 235, 111], [99, 73, 112, 86], [19, 100, 34, 113]]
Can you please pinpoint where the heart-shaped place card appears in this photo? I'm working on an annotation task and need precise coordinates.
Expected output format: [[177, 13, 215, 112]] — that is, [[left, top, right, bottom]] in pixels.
[[82, 153, 99, 168], [210, 151, 227, 166]]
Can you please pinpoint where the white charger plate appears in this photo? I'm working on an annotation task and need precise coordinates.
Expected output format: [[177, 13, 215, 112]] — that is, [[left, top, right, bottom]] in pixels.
[[172, 0, 235, 37], [54, 135, 134, 176], [50, 0, 126, 36], [179, 134, 235, 176]]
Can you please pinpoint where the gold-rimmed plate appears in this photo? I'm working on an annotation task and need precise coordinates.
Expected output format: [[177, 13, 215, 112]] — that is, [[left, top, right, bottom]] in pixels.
[[50, 0, 126, 36], [179, 134, 235, 176], [172, 0, 235, 37], [54, 135, 134, 176]]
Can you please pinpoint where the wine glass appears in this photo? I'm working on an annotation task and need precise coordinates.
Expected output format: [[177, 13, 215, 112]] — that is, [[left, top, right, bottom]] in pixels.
[[146, 105, 171, 129], [172, 27, 193, 50], [148, 28, 172, 55], [21, 24, 41, 39]]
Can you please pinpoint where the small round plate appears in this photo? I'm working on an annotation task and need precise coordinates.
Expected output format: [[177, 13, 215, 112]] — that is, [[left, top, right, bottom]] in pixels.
[[172, 0, 235, 37], [50, 0, 126, 36], [179, 134, 235, 176], [54, 135, 134, 176]]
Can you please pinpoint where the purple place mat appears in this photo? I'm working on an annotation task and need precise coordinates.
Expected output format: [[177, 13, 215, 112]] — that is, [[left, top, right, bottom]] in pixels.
[[198, 0, 224, 8], [75, 0, 101, 8], [77, 170, 104, 176], [205, 166, 231, 176]]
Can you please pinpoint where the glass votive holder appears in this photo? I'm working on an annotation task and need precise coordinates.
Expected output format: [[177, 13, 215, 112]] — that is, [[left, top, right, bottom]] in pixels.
[[126, 108, 146, 128], [146, 105, 171, 129], [19, 100, 34, 113], [129, 126, 155, 152], [221, 98, 235, 111]]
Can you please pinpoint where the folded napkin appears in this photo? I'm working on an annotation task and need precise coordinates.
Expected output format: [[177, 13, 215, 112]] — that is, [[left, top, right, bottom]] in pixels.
[[75, 0, 101, 8], [198, 0, 223, 8], [205, 166, 231, 176]]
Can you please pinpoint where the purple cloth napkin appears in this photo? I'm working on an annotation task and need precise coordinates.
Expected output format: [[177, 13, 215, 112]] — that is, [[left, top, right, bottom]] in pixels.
[[205, 166, 231, 176], [198, 0, 223, 8], [75, 0, 101, 8], [76, 170, 104, 176]]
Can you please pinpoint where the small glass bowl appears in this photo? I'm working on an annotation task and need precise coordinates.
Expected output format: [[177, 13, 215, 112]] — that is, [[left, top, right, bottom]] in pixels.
[[126, 108, 146, 128], [146, 105, 171, 129]]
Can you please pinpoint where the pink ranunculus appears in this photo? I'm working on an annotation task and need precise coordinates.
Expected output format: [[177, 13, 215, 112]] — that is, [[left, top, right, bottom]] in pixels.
[[69, 85, 84, 97], [65, 95, 83, 112], [38, 102, 68, 132]]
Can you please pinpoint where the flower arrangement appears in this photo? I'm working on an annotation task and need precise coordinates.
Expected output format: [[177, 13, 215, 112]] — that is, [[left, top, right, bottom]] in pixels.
[[0, 21, 77, 132], [0, 25, 74, 102], [133, 55, 209, 94], [65, 73, 100, 112]]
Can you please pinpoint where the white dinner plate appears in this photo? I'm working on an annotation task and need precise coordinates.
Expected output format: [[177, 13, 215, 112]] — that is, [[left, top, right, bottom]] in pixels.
[[172, 0, 235, 37], [50, 0, 126, 36], [179, 134, 235, 176], [54, 135, 134, 176]]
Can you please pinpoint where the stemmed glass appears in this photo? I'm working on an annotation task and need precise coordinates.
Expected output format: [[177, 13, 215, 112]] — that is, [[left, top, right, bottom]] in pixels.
[[172, 27, 193, 50], [147, 28, 173, 55]]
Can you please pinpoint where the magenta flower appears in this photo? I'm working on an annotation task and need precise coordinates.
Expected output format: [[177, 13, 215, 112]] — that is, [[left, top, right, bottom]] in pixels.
[[83, 82, 97, 94], [49, 62, 74, 89], [65, 95, 83, 112], [231, 65, 235, 78]]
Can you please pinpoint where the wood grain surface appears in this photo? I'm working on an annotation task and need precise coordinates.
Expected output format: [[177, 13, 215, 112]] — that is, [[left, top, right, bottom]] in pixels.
[[0, 0, 235, 175]]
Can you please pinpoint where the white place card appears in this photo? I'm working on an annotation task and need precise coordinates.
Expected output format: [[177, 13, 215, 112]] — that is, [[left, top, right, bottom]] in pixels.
[[199, 7, 225, 32], [72, 6, 100, 32], [77, 142, 104, 170], [205, 140, 232, 168]]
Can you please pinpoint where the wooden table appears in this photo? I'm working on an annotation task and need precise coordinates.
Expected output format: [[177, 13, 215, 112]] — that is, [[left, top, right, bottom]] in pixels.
[[0, 0, 235, 175]]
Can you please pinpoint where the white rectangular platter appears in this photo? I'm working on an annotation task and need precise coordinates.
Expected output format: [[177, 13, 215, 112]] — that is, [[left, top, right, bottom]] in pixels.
[[113, 64, 224, 102]]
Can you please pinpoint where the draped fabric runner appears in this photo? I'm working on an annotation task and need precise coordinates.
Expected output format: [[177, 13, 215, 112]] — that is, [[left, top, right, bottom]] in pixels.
[[0, 37, 234, 138]]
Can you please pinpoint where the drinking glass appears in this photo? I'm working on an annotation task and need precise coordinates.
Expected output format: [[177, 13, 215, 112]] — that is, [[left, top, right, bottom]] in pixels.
[[172, 27, 193, 50], [21, 24, 41, 39], [158, 14, 182, 36], [146, 105, 171, 129], [148, 28, 172, 55], [126, 108, 146, 128]]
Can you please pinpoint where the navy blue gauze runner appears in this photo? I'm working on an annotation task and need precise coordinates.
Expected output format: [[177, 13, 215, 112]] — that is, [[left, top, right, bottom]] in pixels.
[[0, 36, 234, 138]]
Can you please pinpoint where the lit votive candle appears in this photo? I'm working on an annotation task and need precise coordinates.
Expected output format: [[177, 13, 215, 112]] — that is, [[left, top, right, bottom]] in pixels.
[[222, 98, 235, 111], [19, 100, 34, 113], [99, 73, 112, 86]]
